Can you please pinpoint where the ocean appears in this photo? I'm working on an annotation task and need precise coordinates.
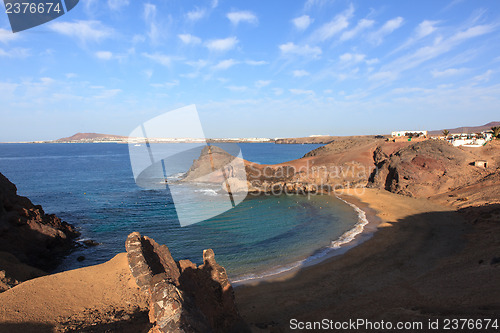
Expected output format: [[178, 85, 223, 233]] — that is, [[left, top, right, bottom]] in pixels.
[[0, 143, 362, 281]]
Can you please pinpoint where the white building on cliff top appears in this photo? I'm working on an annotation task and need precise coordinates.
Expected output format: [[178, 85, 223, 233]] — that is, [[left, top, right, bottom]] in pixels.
[[391, 130, 427, 137]]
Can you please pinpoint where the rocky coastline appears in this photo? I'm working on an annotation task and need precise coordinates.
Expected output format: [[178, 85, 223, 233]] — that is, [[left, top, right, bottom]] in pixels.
[[0, 172, 80, 292]]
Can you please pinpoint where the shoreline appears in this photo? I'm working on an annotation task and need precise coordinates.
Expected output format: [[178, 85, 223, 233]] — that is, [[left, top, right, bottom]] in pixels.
[[232, 190, 381, 286]]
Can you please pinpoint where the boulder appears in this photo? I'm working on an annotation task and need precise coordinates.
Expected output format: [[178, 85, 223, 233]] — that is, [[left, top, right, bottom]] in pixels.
[[125, 232, 244, 333]]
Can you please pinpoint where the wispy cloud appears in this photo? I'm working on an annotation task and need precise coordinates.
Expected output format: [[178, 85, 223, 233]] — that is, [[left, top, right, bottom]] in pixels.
[[0, 28, 18, 43], [187, 7, 206, 21], [368, 17, 404, 45], [340, 19, 374, 41], [212, 59, 239, 70], [107, 0, 129, 10], [290, 88, 315, 95], [150, 80, 180, 88], [431, 67, 467, 77], [255, 80, 271, 88], [48, 20, 114, 43], [227, 11, 258, 26], [304, 0, 334, 10], [386, 23, 496, 74], [205, 37, 239, 52], [143, 4, 160, 44], [186, 59, 208, 68], [142, 52, 173, 66], [246, 60, 268, 66], [473, 69, 493, 82], [392, 20, 439, 53], [226, 85, 247, 92], [310, 4, 354, 42], [339, 53, 365, 63], [279, 42, 321, 58], [0, 48, 29, 58], [369, 71, 398, 82], [95, 51, 113, 60], [293, 69, 310, 77], [178, 34, 201, 45], [292, 15, 313, 30]]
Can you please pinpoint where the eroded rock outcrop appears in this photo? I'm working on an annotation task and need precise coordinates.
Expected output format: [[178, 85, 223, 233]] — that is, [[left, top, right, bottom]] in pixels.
[[0, 172, 80, 290], [367, 140, 491, 197], [125, 232, 243, 333]]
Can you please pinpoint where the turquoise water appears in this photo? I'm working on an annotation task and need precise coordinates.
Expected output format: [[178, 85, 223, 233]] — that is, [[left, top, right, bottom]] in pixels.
[[0, 143, 360, 280]]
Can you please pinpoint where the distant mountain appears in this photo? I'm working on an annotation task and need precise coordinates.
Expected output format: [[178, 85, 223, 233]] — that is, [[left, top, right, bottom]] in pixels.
[[55, 132, 128, 142], [428, 121, 500, 135]]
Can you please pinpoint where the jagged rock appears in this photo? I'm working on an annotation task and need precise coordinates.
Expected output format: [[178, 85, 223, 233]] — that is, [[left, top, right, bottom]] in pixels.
[[367, 140, 486, 197], [0, 172, 79, 278], [125, 232, 243, 333]]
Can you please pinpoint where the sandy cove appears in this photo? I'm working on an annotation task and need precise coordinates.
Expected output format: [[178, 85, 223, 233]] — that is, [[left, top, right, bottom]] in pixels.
[[2, 188, 498, 332], [235, 188, 500, 332]]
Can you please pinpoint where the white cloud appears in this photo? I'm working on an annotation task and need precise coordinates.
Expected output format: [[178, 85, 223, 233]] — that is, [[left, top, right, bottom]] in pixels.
[[339, 53, 365, 63], [246, 60, 268, 66], [279, 42, 322, 58], [178, 34, 201, 45], [226, 85, 248, 92], [416, 20, 439, 39], [143, 70, 153, 79], [95, 51, 113, 60], [451, 24, 495, 42], [0, 28, 17, 43], [150, 80, 180, 88], [386, 24, 496, 74], [392, 20, 439, 53], [304, 0, 334, 10], [289, 88, 315, 95], [340, 19, 374, 41], [212, 59, 238, 70], [292, 15, 313, 30], [227, 11, 258, 25], [205, 37, 239, 52], [211, 0, 218, 8], [65, 73, 78, 79], [369, 71, 398, 81], [365, 58, 379, 65], [310, 4, 353, 42], [473, 69, 493, 82], [431, 68, 467, 78], [293, 70, 310, 77], [142, 52, 172, 66], [48, 20, 114, 43], [107, 0, 129, 10], [255, 80, 271, 88], [369, 17, 404, 45], [0, 48, 29, 58], [186, 59, 208, 68], [143, 4, 159, 44], [187, 7, 206, 21], [94, 89, 122, 99], [273, 88, 284, 96]]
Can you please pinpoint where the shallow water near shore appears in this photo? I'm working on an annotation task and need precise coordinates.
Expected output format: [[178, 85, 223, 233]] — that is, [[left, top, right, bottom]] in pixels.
[[0, 143, 361, 281]]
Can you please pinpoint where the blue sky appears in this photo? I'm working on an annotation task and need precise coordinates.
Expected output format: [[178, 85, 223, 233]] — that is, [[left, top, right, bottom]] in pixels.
[[0, 0, 499, 141]]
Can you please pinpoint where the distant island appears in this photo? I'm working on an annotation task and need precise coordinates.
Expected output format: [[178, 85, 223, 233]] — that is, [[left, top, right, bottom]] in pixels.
[[13, 121, 500, 145], [32, 132, 339, 144]]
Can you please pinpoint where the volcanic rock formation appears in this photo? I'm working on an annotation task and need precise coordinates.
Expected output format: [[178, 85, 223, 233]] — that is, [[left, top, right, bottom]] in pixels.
[[125, 232, 243, 333], [0, 172, 80, 291]]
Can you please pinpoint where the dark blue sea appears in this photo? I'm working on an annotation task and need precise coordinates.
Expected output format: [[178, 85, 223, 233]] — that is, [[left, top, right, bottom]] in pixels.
[[0, 143, 361, 281]]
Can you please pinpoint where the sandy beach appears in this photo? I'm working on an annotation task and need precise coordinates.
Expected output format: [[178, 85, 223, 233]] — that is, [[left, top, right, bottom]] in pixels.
[[234, 188, 499, 332]]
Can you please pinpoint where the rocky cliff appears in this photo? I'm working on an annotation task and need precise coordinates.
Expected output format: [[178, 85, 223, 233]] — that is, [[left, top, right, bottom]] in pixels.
[[125, 232, 244, 333], [0, 172, 80, 291]]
